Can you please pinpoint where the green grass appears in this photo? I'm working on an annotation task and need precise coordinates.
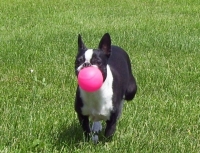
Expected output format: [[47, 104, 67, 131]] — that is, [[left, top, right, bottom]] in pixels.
[[0, 0, 200, 152]]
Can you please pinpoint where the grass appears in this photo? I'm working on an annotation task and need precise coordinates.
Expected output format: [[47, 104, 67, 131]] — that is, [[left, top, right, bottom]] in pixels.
[[0, 0, 200, 152]]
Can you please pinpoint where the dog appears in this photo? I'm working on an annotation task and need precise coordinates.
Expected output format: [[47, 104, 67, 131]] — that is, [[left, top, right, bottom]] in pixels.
[[75, 33, 137, 142]]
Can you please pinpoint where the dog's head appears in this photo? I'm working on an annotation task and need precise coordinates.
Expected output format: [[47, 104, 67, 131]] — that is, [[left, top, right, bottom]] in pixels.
[[75, 33, 111, 81]]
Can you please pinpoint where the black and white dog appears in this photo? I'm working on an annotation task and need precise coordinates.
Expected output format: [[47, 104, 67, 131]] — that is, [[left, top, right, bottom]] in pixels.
[[75, 33, 137, 142]]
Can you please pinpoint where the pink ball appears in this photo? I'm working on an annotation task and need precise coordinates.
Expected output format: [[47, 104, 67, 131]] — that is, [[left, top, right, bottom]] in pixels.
[[78, 67, 103, 92]]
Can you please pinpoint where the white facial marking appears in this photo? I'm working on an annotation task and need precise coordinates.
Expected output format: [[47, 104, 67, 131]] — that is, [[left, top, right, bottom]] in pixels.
[[85, 49, 93, 62], [77, 64, 83, 72], [77, 49, 94, 72]]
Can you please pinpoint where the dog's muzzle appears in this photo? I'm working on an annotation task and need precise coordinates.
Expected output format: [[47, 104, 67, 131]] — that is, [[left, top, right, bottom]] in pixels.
[[77, 62, 92, 72], [82, 62, 92, 68]]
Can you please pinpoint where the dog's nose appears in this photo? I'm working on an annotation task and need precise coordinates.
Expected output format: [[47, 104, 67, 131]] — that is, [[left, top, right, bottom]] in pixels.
[[83, 62, 91, 68]]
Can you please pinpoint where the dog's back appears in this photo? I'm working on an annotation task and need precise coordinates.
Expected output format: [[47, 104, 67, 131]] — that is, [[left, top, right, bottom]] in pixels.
[[108, 45, 137, 101]]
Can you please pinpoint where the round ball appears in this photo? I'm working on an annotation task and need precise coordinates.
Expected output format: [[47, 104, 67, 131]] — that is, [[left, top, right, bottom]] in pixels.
[[78, 67, 103, 92]]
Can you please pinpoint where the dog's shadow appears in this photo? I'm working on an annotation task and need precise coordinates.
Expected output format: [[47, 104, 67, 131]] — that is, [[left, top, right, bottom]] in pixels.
[[53, 121, 111, 150], [53, 121, 84, 149]]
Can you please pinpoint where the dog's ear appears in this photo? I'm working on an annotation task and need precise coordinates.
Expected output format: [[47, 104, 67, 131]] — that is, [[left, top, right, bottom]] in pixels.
[[78, 34, 87, 51], [98, 33, 111, 57]]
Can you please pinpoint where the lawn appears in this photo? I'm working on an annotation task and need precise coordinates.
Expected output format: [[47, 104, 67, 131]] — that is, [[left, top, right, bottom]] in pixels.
[[0, 0, 200, 152]]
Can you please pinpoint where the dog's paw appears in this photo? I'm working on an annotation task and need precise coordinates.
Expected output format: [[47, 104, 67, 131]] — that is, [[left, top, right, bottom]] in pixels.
[[92, 134, 99, 143], [92, 121, 102, 133]]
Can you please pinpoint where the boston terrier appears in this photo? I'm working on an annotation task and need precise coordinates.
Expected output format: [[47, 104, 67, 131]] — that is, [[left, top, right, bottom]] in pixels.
[[75, 33, 137, 142]]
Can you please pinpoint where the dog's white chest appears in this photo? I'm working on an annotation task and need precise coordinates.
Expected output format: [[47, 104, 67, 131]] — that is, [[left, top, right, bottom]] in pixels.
[[80, 66, 113, 121]]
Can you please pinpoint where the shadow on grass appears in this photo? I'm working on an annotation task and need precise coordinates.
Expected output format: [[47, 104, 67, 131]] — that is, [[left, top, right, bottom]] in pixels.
[[53, 121, 84, 150], [53, 121, 113, 151]]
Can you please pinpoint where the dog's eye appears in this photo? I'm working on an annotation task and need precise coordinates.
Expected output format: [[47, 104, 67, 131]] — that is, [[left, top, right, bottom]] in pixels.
[[77, 56, 84, 64], [91, 57, 102, 66], [97, 59, 102, 65]]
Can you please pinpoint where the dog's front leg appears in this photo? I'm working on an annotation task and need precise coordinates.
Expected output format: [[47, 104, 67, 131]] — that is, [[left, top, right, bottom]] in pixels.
[[77, 113, 91, 140], [105, 119, 117, 138], [105, 120, 117, 138], [105, 101, 123, 138], [104, 110, 120, 138]]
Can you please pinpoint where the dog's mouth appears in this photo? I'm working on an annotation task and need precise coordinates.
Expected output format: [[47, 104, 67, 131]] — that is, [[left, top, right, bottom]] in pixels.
[[76, 63, 106, 82], [82, 62, 92, 68]]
